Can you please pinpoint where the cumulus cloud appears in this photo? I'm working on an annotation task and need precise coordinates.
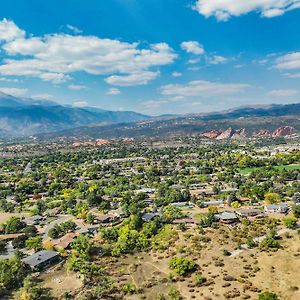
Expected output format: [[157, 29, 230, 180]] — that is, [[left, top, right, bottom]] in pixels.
[[0, 87, 27, 96], [275, 52, 300, 70], [161, 80, 249, 97], [267, 89, 298, 97], [0, 18, 25, 41], [107, 88, 121, 95], [206, 55, 228, 65], [181, 41, 205, 55], [193, 0, 300, 21], [105, 71, 159, 86], [0, 19, 177, 86]]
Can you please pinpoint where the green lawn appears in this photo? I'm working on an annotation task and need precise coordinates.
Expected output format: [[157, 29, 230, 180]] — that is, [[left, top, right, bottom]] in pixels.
[[239, 164, 300, 174]]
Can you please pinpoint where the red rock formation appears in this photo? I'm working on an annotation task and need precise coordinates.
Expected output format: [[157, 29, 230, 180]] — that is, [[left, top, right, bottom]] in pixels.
[[253, 129, 271, 138], [200, 130, 221, 138], [232, 128, 247, 139], [216, 128, 235, 140], [96, 139, 110, 145], [272, 126, 295, 137]]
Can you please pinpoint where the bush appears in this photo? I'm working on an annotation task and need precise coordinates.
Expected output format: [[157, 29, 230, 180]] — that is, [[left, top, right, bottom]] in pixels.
[[168, 287, 182, 300], [258, 291, 278, 300], [283, 216, 297, 229], [169, 256, 196, 276], [223, 249, 231, 256]]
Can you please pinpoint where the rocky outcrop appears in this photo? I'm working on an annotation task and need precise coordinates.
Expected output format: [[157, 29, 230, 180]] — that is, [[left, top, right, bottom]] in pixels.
[[215, 128, 247, 140], [272, 126, 295, 137], [253, 129, 271, 138], [200, 130, 221, 139], [216, 128, 235, 140], [232, 128, 247, 139], [200, 126, 296, 140]]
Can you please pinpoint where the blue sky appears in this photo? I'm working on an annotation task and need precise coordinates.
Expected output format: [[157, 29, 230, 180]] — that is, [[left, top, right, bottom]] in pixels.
[[0, 0, 300, 115]]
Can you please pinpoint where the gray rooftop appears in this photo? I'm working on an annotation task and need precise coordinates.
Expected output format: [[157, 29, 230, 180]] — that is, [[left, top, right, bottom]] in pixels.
[[22, 250, 58, 268]]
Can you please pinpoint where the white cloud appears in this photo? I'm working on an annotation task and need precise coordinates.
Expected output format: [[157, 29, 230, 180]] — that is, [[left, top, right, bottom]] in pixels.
[[267, 89, 298, 97], [105, 71, 159, 86], [275, 52, 300, 70], [31, 93, 54, 100], [73, 100, 88, 107], [193, 0, 300, 21], [68, 84, 87, 90], [39, 73, 71, 84], [0, 18, 25, 41], [181, 41, 205, 55], [66, 24, 82, 34], [172, 71, 182, 77], [0, 19, 177, 86], [107, 88, 121, 95], [207, 55, 228, 65], [161, 80, 249, 97], [0, 87, 27, 96], [0, 77, 19, 82], [188, 58, 201, 65], [284, 72, 300, 78]]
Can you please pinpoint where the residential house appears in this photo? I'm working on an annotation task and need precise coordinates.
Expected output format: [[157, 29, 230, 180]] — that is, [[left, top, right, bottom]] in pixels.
[[22, 250, 59, 270]]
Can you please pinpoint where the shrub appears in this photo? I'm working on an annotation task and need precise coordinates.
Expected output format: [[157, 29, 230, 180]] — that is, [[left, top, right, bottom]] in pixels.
[[169, 256, 196, 276]]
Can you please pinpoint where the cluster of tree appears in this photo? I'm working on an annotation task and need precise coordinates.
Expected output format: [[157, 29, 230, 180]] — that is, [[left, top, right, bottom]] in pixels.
[[48, 220, 77, 239]]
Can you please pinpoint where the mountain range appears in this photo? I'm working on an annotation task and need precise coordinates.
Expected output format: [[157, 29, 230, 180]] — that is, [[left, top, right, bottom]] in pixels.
[[0, 91, 300, 139], [0, 92, 149, 137]]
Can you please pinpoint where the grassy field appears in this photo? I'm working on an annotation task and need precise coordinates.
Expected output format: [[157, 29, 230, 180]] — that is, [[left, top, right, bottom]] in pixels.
[[239, 164, 300, 175]]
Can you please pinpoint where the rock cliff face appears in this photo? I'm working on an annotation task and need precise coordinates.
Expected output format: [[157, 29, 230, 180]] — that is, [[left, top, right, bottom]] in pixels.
[[271, 126, 295, 137]]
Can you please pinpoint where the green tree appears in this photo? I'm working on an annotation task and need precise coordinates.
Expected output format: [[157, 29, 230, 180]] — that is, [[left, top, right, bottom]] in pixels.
[[169, 256, 196, 276], [25, 236, 43, 252], [2, 217, 26, 234], [264, 193, 281, 204], [18, 276, 52, 300]]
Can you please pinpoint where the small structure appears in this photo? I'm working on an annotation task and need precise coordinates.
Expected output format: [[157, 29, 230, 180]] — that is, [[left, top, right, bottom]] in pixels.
[[215, 212, 238, 224], [173, 217, 198, 228], [200, 200, 223, 208], [170, 202, 193, 208], [142, 212, 156, 222], [235, 209, 262, 218], [264, 203, 289, 214], [22, 250, 59, 270], [53, 232, 77, 250]]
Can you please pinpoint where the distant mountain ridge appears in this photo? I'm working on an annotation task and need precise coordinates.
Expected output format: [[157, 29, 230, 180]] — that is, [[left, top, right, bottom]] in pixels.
[[39, 102, 300, 140], [1, 91, 300, 139], [0, 92, 150, 137]]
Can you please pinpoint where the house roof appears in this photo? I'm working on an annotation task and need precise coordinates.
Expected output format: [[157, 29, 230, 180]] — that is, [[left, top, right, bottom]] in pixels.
[[22, 250, 58, 268], [142, 213, 156, 221], [216, 212, 237, 220], [54, 232, 77, 249], [265, 203, 289, 210]]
